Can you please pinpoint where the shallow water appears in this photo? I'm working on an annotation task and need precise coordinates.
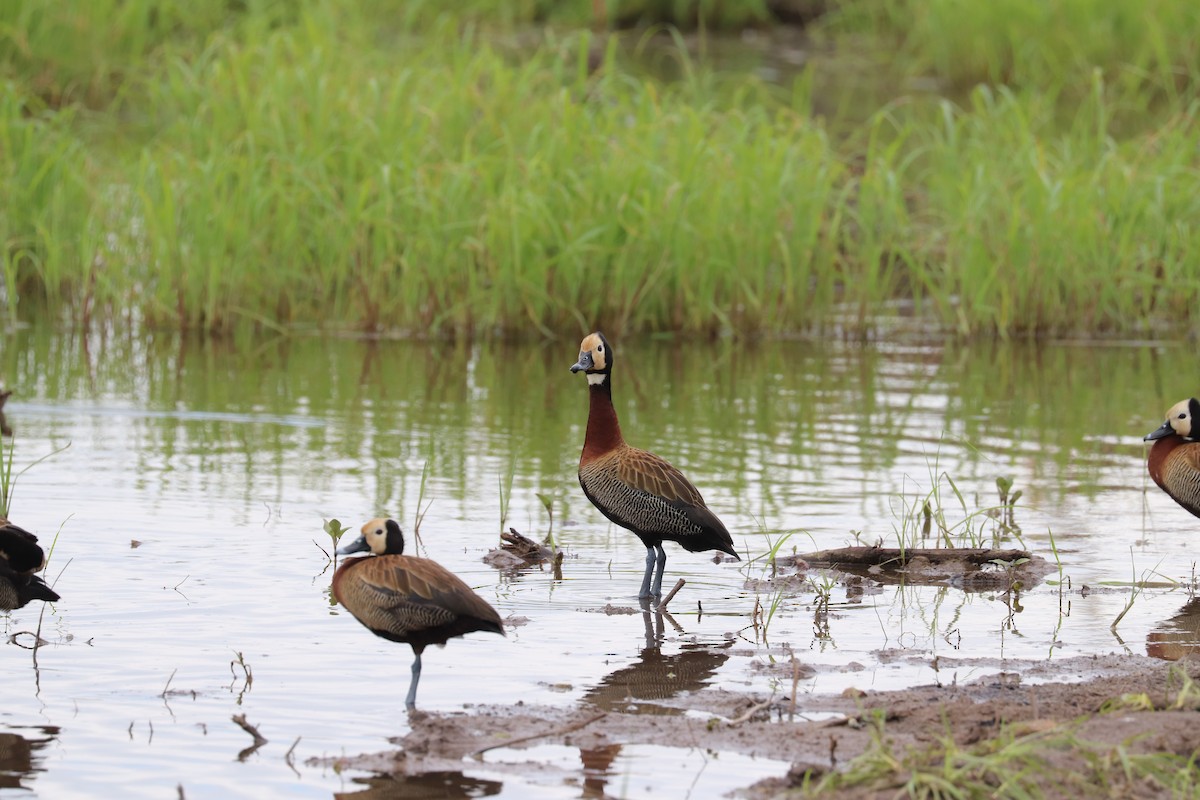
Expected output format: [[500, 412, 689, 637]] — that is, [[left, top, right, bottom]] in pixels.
[[1, 329, 1196, 798]]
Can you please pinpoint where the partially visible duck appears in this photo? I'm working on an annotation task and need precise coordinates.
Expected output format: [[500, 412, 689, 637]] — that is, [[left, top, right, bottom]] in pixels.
[[1144, 398, 1200, 518], [333, 518, 504, 709], [0, 519, 60, 610], [570, 332, 739, 599], [0, 389, 11, 436]]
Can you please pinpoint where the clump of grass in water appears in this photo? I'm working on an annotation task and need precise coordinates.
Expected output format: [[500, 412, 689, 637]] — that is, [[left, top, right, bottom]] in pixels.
[[741, 528, 808, 644], [893, 451, 1024, 551]]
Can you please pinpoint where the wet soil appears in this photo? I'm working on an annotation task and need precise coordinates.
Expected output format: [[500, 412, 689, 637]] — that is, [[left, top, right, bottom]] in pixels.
[[316, 654, 1200, 798]]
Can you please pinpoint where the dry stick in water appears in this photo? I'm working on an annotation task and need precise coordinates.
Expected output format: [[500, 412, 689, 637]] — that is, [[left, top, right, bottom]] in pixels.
[[470, 712, 606, 757], [727, 697, 773, 727], [284, 736, 302, 776], [232, 714, 268, 761], [659, 578, 686, 610]]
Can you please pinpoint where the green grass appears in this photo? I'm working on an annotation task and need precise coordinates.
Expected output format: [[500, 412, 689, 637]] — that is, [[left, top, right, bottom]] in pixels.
[[820, 0, 1200, 99], [800, 709, 1200, 798], [2, 0, 1200, 339]]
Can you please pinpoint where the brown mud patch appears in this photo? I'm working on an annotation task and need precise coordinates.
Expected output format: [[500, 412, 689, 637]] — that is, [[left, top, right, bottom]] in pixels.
[[315, 654, 1200, 798], [780, 547, 1055, 592]]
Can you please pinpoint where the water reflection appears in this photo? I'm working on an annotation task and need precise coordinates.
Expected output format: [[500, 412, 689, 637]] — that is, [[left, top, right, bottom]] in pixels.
[[579, 744, 623, 798], [0, 327, 1196, 799], [0, 725, 58, 792], [583, 609, 731, 714], [334, 771, 501, 799], [1146, 599, 1200, 661]]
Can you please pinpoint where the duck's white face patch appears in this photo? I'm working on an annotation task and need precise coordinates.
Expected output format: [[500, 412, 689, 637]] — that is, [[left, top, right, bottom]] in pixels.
[[579, 333, 607, 371], [1167, 400, 1194, 438], [360, 518, 390, 554], [586, 372, 607, 386]]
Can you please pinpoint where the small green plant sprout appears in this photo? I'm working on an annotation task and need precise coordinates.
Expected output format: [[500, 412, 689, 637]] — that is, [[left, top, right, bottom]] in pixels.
[[762, 587, 787, 644], [995, 475, 1023, 529], [320, 518, 350, 561], [764, 530, 797, 578], [996, 476, 1012, 505], [808, 572, 836, 612]]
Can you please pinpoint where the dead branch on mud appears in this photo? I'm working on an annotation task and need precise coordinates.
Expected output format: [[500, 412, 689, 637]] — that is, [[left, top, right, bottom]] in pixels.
[[469, 712, 606, 757]]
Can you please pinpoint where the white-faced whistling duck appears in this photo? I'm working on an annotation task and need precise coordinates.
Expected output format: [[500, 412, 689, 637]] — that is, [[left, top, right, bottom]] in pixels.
[[1145, 398, 1200, 519], [333, 518, 504, 709], [570, 332, 740, 599], [0, 518, 60, 611]]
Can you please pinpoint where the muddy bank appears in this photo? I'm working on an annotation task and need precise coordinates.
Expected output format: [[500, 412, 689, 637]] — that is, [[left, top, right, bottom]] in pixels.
[[316, 654, 1200, 797]]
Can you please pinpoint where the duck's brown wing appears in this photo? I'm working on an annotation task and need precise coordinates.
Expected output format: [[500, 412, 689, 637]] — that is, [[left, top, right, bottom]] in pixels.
[[338, 556, 503, 641], [580, 448, 738, 557]]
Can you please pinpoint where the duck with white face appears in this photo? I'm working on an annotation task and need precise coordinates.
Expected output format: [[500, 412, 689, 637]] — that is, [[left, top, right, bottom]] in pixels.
[[332, 518, 504, 709], [570, 331, 740, 600], [1145, 398, 1200, 519]]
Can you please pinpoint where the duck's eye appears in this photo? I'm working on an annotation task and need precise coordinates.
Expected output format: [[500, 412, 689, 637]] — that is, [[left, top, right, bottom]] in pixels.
[[597, 344, 604, 352], [1180, 413, 1188, 420]]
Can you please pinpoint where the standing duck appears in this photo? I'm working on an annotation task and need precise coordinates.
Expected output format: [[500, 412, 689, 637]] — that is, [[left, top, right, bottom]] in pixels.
[[1145, 398, 1200, 518], [0, 519, 60, 610], [570, 332, 739, 599], [333, 518, 504, 709]]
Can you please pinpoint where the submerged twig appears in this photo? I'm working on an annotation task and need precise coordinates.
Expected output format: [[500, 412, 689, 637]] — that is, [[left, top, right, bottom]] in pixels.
[[232, 714, 268, 761], [659, 578, 686, 610], [284, 736, 301, 776]]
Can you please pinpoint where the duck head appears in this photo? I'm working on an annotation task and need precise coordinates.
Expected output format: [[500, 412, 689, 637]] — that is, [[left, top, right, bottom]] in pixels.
[[337, 518, 406, 556], [570, 332, 613, 386], [1146, 398, 1200, 442]]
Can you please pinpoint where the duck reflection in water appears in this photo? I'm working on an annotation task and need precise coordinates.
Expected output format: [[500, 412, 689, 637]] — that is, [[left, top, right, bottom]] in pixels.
[[572, 608, 732, 797], [583, 607, 732, 714], [0, 725, 58, 792], [333, 771, 501, 799], [1147, 598, 1200, 661]]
